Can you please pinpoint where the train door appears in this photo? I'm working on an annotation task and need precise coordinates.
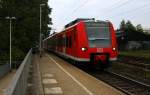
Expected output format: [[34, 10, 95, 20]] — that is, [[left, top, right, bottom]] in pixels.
[[63, 34, 66, 54], [72, 27, 77, 58], [55, 37, 57, 51]]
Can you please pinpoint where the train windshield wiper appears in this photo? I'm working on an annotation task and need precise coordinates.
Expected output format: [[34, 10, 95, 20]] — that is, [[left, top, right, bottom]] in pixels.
[[89, 37, 109, 40]]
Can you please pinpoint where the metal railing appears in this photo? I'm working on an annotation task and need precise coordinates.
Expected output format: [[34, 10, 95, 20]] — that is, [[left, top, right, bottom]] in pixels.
[[4, 49, 32, 95], [0, 62, 10, 78]]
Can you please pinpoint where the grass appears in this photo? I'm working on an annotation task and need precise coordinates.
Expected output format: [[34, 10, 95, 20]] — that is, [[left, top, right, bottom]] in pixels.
[[119, 50, 150, 58]]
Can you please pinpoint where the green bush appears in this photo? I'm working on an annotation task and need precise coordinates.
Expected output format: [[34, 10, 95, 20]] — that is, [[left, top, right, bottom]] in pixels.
[[0, 47, 25, 61], [12, 47, 26, 61], [0, 52, 9, 61]]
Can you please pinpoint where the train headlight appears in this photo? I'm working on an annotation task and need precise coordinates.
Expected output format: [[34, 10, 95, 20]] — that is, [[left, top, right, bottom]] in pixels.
[[112, 47, 116, 51], [81, 47, 87, 51]]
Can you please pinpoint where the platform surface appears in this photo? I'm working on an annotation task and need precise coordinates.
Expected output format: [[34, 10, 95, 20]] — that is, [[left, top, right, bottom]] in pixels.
[[27, 53, 125, 95], [0, 70, 16, 95]]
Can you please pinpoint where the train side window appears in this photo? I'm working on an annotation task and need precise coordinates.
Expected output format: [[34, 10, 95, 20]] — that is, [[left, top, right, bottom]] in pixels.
[[74, 28, 76, 40], [62, 38, 64, 46], [59, 38, 61, 46], [56, 39, 57, 47], [60, 38, 63, 46], [64, 37, 66, 47], [66, 36, 68, 47], [57, 38, 59, 46]]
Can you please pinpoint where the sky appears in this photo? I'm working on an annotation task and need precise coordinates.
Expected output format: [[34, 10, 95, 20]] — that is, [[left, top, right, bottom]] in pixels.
[[48, 0, 150, 32]]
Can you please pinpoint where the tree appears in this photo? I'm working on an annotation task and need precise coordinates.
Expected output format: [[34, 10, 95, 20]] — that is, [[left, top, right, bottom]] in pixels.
[[0, 0, 52, 61], [125, 20, 136, 31], [136, 24, 143, 33], [119, 20, 126, 30], [118, 20, 150, 41]]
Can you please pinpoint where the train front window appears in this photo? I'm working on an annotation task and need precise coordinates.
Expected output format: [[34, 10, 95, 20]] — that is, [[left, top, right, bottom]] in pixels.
[[85, 22, 111, 47]]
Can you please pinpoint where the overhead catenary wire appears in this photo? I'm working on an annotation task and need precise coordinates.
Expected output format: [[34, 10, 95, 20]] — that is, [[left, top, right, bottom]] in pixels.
[[65, 0, 129, 22], [105, 0, 128, 11], [107, 0, 134, 12], [54, 0, 150, 31], [109, 2, 150, 19], [58, 0, 132, 30], [96, 0, 150, 21], [117, 6, 150, 22], [59, 0, 90, 25], [70, 0, 89, 14], [96, 0, 135, 20]]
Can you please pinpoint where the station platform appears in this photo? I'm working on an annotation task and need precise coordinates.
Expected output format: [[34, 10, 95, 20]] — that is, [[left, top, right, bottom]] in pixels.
[[26, 53, 125, 95], [0, 70, 16, 95]]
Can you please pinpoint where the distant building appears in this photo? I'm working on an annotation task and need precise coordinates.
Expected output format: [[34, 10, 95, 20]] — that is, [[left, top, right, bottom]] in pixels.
[[126, 41, 142, 50], [126, 41, 150, 50], [115, 30, 126, 38], [143, 28, 150, 34], [115, 30, 127, 40], [115, 30, 123, 38]]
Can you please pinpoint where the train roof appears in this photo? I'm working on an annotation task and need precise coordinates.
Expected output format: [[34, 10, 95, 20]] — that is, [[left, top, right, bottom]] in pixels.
[[43, 18, 111, 41], [64, 18, 110, 29], [43, 32, 58, 41], [64, 18, 95, 28]]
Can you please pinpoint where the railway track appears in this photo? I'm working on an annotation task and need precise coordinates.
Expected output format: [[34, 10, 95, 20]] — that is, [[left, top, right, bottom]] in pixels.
[[88, 70, 150, 95], [117, 61, 150, 71], [118, 56, 150, 70]]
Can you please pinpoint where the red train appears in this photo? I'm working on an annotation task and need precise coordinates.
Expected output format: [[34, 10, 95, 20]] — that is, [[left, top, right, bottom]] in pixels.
[[43, 18, 118, 68]]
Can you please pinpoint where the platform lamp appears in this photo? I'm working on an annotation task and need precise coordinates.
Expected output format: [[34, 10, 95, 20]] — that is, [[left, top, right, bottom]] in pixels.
[[5, 16, 16, 70], [39, 3, 46, 57]]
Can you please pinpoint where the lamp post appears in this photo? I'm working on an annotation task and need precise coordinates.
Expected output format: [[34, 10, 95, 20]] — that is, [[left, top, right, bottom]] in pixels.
[[39, 3, 45, 57], [5, 16, 16, 70]]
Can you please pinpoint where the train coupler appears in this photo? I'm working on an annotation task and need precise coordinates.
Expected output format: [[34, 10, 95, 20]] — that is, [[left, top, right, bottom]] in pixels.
[[90, 53, 110, 68]]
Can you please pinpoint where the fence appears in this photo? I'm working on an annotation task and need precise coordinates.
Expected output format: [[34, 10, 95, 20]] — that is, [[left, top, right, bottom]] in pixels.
[[4, 49, 32, 95], [0, 62, 10, 78]]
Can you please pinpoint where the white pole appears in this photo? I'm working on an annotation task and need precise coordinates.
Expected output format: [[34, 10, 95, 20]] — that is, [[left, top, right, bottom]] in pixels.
[[40, 5, 42, 57], [39, 4, 45, 57], [10, 18, 12, 70], [6, 17, 16, 70]]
